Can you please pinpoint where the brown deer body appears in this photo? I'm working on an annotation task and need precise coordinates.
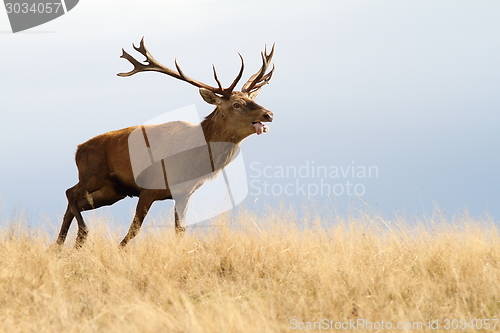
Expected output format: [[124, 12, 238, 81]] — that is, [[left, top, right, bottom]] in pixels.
[[56, 38, 275, 248]]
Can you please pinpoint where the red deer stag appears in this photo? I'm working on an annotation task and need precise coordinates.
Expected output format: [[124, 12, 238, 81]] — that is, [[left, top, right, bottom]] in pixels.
[[56, 38, 275, 248]]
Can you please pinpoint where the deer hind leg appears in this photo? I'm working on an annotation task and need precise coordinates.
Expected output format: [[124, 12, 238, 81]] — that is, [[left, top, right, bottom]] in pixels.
[[54, 185, 87, 247], [62, 185, 89, 249], [59, 183, 125, 248], [56, 203, 75, 245], [73, 184, 126, 248], [120, 191, 156, 247], [56, 183, 86, 245]]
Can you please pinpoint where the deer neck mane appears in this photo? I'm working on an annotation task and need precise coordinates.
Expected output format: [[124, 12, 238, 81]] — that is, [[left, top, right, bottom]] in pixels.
[[199, 109, 244, 172], [201, 109, 247, 144]]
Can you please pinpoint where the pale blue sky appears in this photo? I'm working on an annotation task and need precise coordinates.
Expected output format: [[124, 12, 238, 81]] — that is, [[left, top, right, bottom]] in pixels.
[[1, 1, 499, 232]]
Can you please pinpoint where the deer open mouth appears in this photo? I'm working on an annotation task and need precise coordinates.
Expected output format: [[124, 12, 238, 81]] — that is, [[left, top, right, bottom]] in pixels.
[[252, 122, 269, 135]]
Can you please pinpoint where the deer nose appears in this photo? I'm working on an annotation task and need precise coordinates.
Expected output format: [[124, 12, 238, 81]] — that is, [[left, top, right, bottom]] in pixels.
[[264, 112, 273, 122]]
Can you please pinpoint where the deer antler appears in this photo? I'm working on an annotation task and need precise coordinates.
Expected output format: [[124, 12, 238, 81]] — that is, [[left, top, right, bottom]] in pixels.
[[241, 44, 275, 94], [118, 37, 244, 99]]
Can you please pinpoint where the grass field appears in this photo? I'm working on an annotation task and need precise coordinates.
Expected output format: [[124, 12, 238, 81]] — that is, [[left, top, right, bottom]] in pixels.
[[0, 208, 499, 332]]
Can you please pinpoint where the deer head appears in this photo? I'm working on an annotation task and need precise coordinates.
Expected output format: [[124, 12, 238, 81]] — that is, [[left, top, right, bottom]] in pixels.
[[118, 38, 275, 142]]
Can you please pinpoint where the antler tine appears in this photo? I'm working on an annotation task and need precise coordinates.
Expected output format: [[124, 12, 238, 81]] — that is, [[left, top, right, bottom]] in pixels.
[[212, 65, 224, 93], [241, 43, 275, 94], [117, 49, 142, 77], [117, 37, 181, 79], [247, 64, 275, 92], [173, 59, 223, 95], [224, 53, 245, 97]]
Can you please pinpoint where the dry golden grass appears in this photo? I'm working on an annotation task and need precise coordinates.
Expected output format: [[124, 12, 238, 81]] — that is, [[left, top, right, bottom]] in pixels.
[[0, 208, 499, 332]]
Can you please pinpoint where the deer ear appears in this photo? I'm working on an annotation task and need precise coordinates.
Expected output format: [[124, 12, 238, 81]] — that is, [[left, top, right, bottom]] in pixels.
[[199, 88, 221, 105], [247, 88, 261, 100]]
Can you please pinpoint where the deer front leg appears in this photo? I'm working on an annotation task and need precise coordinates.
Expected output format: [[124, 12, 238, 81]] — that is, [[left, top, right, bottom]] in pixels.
[[174, 196, 190, 235], [120, 192, 156, 247]]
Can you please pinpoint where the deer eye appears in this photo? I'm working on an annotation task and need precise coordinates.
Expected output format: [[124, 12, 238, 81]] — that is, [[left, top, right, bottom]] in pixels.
[[233, 103, 241, 109]]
